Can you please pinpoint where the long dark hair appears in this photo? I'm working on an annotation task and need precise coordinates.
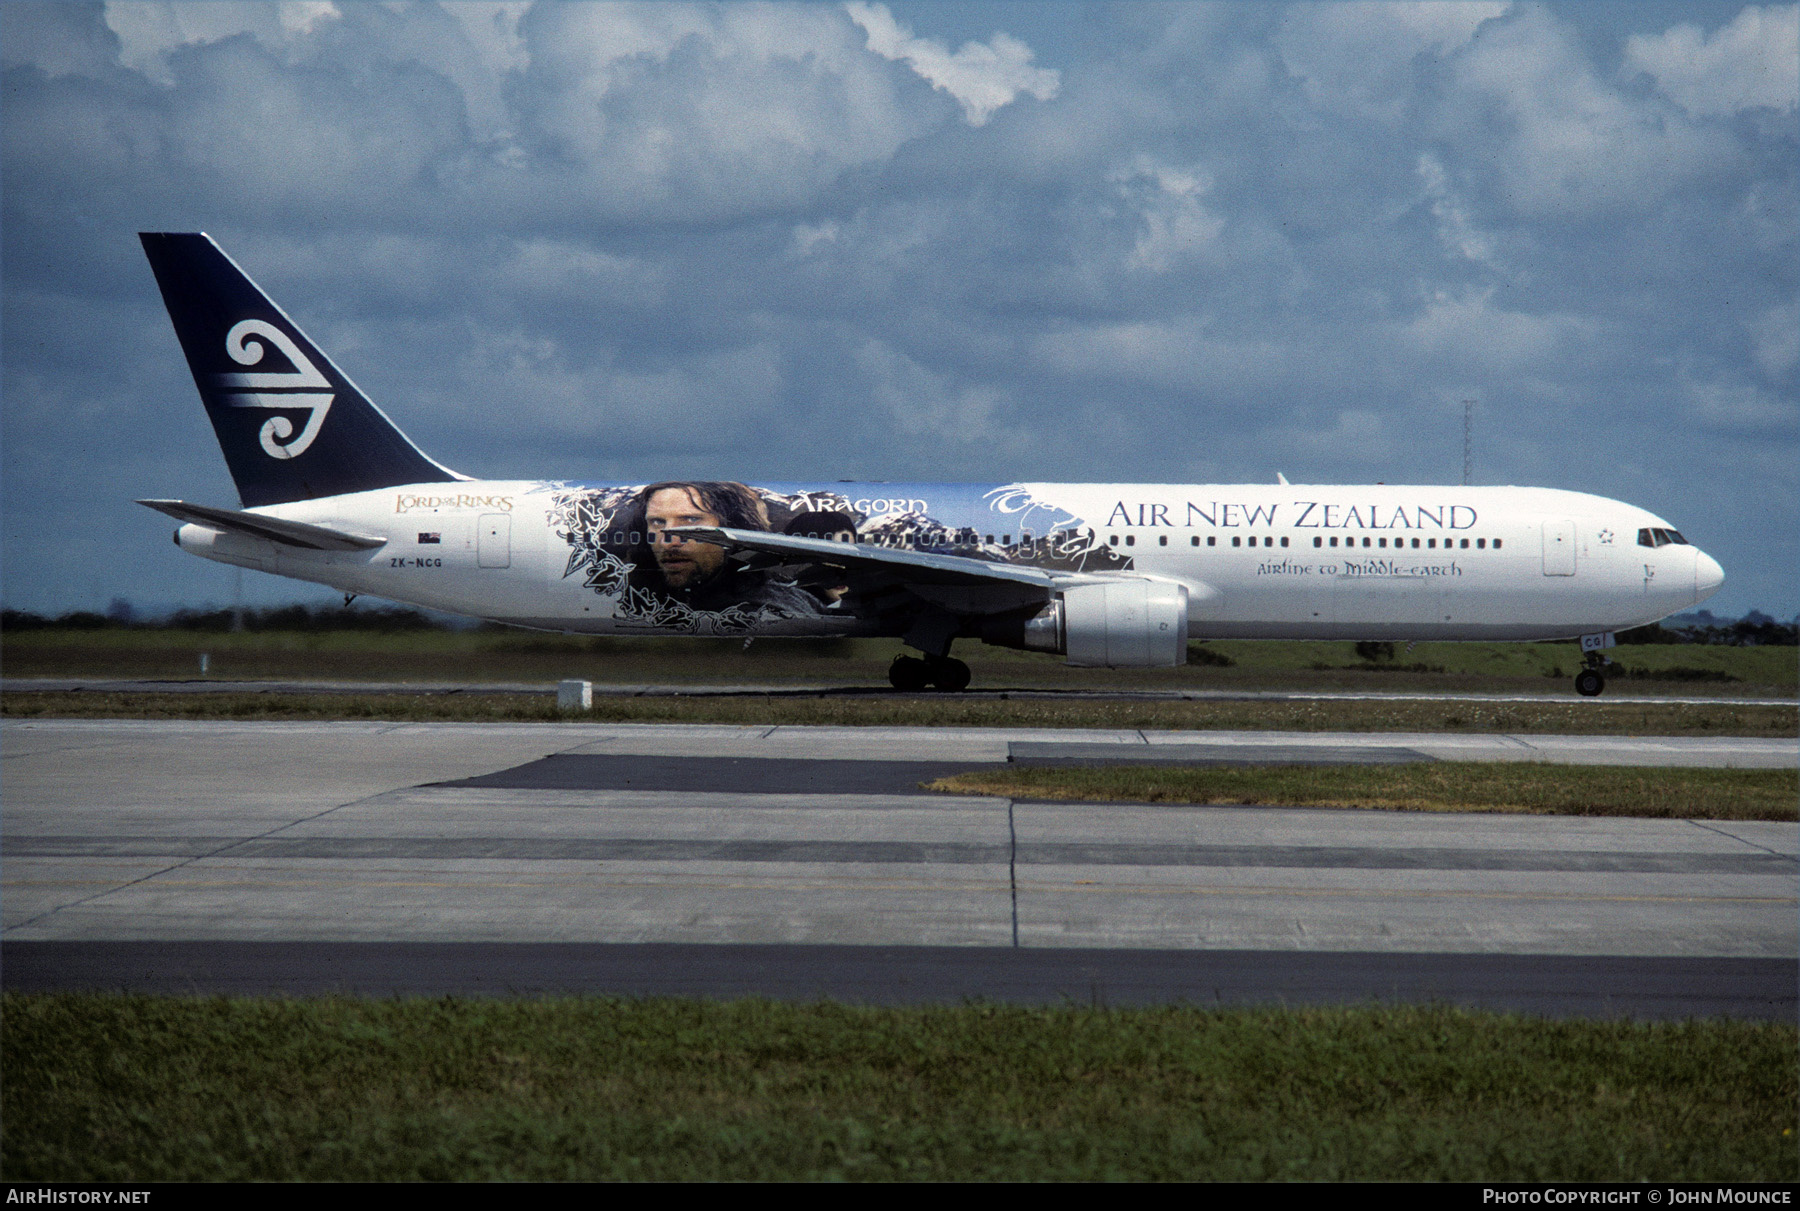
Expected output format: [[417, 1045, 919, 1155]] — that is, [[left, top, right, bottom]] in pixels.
[[634, 481, 770, 532], [608, 481, 771, 586]]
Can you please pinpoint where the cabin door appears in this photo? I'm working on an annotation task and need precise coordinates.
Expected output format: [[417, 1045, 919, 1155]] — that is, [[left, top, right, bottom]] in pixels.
[[1541, 520, 1576, 576], [478, 514, 512, 568]]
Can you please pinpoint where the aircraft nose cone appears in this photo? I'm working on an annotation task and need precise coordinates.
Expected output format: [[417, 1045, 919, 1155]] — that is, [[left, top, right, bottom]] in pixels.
[[1694, 550, 1724, 604]]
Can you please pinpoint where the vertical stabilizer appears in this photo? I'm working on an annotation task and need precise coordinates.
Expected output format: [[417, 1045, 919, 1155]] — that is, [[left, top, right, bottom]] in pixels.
[[140, 232, 460, 507]]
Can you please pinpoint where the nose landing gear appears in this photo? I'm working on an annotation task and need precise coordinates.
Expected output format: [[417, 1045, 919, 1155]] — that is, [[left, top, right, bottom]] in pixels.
[[888, 653, 972, 692], [1574, 631, 1617, 697]]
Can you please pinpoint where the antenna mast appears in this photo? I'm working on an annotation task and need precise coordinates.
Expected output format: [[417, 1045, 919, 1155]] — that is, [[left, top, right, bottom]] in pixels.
[[1462, 399, 1474, 486]]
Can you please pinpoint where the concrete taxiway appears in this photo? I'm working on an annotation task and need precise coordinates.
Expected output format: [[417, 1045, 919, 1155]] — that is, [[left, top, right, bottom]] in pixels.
[[3, 719, 1794, 1017]]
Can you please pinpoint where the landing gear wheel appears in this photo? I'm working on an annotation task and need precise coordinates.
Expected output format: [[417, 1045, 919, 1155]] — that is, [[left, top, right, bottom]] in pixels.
[[1574, 668, 1605, 697], [929, 657, 972, 692], [888, 655, 931, 692]]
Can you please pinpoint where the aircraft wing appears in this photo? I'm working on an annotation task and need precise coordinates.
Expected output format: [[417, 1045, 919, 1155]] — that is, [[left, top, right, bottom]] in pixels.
[[137, 499, 387, 552], [667, 526, 1074, 590]]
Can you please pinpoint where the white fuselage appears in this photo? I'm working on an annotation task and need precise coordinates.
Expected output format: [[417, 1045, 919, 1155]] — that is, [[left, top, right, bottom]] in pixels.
[[174, 480, 1724, 643]]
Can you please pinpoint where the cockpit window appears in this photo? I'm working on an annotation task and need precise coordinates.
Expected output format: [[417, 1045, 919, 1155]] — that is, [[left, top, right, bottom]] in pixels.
[[1665, 530, 1688, 545], [1638, 527, 1691, 549]]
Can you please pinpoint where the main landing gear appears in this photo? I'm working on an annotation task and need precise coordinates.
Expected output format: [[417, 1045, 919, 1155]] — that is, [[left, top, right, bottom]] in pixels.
[[889, 653, 972, 692]]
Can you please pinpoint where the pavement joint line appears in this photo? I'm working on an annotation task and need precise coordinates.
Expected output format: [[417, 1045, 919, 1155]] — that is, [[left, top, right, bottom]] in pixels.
[[1007, 798, 1019, 949], [1682, 818, 1800, 861], [0, 739, 129, 762], [7, 876, 1789, 906], [1, 787, 402, 935]]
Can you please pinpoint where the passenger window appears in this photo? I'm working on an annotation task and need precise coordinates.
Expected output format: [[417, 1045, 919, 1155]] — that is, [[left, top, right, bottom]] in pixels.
[[1428, 539, 1436, 549], [1460, 538, 1469, 549], [1126, 534, 1136, 546], [1158, 535, 1167, 546], [1329, 537, 1338, 548], [1191, 536, 1200, 546], [1378, 538, 1387, 548], [1280, 537, 1289, 547], [1493, 538, 1502, 549], [1207, 536, 1216, 547], [1232, 536, 1241, 547], [1314, 537, 1322, 548], [1477, 538, 1486, 549], [1411, 538, 1420, 549], [1362, 537, 1371, 548]]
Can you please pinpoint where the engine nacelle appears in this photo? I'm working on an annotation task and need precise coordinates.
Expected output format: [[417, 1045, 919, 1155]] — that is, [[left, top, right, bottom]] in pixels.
[[985, 579, 1189, 667]]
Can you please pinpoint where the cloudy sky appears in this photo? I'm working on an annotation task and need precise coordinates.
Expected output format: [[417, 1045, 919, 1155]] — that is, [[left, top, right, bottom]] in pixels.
[[3, 1, 1795, 618]]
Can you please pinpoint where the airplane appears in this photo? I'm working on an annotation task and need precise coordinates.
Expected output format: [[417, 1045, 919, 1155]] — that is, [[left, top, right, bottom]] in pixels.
[[137, 232, 1724, 697]]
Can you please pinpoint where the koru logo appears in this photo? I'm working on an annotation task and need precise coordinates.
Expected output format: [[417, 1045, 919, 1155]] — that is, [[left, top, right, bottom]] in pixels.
[[214, 319, 334, 459]]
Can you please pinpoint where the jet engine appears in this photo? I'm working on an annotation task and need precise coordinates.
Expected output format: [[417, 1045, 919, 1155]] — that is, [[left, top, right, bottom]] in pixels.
[[985, 579, 1190, 667]]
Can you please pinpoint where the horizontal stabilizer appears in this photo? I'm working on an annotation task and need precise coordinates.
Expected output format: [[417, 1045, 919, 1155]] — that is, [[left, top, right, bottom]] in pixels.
[[136, 499, 387, 552]]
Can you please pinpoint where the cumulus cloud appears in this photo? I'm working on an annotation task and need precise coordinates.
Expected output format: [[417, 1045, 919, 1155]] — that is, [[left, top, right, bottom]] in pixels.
[[104, 0, 342, 84], [442, 2, 531, 76], [1445, 5, 1728, 216], [789, 219, 842, 257], [1681, 373, 1799, 434], [1749, 301, 1800, 381], [1287, 408, 1398, 468], [447, 327, 785, 454], [845, 1, 1058, 126], [1109, 155, 1225, 274], [1029, 317, 1300, 401], [1277, 0, 1510, 120], [502, 2, 929, 219], [1624, 5, 1799, 118], [854, 339, 1019, 448], [1416, 153, 1499, 269], [1401, 288, 1590, 376], [0, 2, 1791, 615]]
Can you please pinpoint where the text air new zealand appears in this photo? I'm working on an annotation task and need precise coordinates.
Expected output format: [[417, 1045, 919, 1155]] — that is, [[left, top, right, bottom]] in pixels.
[[139, 233, 1723, 695]]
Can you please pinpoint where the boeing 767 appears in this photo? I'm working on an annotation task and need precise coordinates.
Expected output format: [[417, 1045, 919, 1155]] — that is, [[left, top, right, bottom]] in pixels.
[[138, 232, 1723, 695]]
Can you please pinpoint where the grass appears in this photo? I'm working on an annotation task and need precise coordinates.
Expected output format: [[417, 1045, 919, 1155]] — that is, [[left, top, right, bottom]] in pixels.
[[4, 631, 1795, 696], [3, 995, 1793, 1182], [3, 689, 1796, 736], [927, 762, 1800, 821]]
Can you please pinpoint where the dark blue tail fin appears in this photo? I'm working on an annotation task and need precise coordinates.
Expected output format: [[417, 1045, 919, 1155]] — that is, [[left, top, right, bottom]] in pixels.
[[140, 232, 461, 507]]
